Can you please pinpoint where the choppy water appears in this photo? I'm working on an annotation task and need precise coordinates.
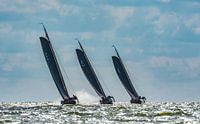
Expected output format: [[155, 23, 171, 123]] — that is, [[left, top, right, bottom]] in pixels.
[[0, 102, 200, 124]]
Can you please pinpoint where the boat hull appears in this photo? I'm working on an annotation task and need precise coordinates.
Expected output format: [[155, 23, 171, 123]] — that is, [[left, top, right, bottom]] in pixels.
[[100, 96, 114, 104], [61, 95, 78, 105], [130, 97, 146, 104], [61, 99, 77, 105]]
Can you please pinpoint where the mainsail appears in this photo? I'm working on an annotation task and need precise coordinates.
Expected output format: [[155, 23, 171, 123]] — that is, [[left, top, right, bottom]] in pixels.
[[112, 46, 140, 100], [75, 41, 114, 104], [39, 24, 77, 104], [75, 41, 106, 98]]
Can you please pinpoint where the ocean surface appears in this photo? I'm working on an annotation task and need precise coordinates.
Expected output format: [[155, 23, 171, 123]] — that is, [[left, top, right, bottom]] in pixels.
[[0, 102, 199, 124]]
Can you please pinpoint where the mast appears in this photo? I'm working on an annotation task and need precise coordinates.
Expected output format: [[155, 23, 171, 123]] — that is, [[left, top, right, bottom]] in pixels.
[[113, 45, 120, 59], [40, 23, 50, 41]]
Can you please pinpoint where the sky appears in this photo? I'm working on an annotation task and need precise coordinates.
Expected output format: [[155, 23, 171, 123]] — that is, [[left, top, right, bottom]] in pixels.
[[0, 0, 200, 103]]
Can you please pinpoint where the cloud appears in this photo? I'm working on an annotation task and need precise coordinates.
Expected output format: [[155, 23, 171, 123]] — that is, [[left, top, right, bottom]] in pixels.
[[0, 0, 79, 16], [185, 14, 200, 35], [125, 60, 200, 102], [0, 0, 200, 102], [0, 77, 60, 102], [160, 0, 171, 3], [145, 7, 160, 20], [108, 6, 136, 27], [153, 13, 180, 35], [0, 22, 41, 45], [0, 23, 12, 33], [183, 1, 200, 8], [0, 52, 42, 72], [79, 32, 96, 40], [149, 56, 200, 78], [96, 6, 137, 41], [50, 31, 97, 42]]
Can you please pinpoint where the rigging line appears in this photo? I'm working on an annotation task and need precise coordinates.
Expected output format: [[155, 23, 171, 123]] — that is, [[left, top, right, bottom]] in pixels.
[[52, 43, 76, 96]]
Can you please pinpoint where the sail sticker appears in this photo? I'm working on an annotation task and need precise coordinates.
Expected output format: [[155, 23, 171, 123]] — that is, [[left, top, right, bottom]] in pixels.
[[117, 68, 121, 74], [45, 52, 49, 61], [80, 60, 85, 67]]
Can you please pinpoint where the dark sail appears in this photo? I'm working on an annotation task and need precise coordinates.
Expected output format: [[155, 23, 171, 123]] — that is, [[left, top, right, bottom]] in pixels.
[[39, 24, 78, 104], [75, 46, 106, 98], [112, 56, 139, 99], [75, 41, 114, 104], [40, 37, 70, 99], [112, 46, 145, 104]]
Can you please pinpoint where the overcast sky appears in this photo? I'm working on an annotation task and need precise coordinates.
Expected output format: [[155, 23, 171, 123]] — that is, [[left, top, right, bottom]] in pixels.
[[0, 0, 200, 102]]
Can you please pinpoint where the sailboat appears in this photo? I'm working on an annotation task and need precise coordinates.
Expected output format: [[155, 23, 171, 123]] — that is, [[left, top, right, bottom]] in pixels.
[[112, 46, 146, 104], [75, 41, 115, 104], [39, 23, 78, 105]]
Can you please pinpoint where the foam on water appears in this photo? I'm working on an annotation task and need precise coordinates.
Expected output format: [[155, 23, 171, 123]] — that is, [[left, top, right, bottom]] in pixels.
[[0, 102, 200, 123]]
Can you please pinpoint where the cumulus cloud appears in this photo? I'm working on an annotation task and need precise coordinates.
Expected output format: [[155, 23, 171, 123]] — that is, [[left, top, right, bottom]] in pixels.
[[98, 6, 137, 41], [160, 0, 171, 3], [0, 22, 41, 45], [0, 52, 42, 72], [185, 14, 200, 35], [108, 6, 136, 27], [149, 56, 200, 78], [153, 13, 180, 35], [145, 7, 160, 20], [0, 23, 12, 33]]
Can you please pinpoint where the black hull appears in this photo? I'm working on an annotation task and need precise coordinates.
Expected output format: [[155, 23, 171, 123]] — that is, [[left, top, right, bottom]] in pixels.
[[130, 99, 142, 104], [61, 99, 77, 105], [100, 100, 113, 104], [130, 97, 145, 104], [100, 96, 114, 104], [61, 95, 78, 105]]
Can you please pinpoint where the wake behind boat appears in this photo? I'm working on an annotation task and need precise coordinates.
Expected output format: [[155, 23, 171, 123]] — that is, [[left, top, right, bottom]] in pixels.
[[112, 46, 146, 104], [39, 24, 78, 105], [75, 41, 115, 104]]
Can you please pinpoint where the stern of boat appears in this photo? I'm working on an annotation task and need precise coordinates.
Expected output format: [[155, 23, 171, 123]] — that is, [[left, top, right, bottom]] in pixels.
[[61, 95, 79, 105], [100, 96, 115, 104], [130, 96, 146, 104]]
